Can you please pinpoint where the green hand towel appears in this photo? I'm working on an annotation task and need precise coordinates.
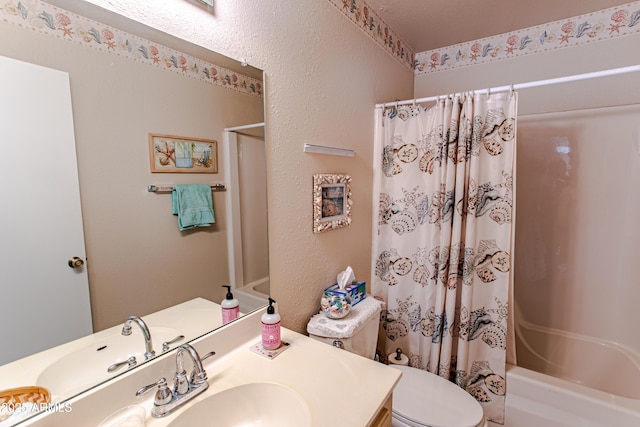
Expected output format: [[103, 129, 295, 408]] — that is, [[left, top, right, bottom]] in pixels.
[[172, 184, 215, 231]]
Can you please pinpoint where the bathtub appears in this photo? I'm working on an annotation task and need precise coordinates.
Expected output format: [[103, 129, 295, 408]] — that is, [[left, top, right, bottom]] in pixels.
[[488, 317, 640, 426], [234, 277, 269, 313], [488, 365, 640, 427]]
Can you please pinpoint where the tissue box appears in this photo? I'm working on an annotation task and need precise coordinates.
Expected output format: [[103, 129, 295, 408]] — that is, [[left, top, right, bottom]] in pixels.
[[324, 281, 367, 306]]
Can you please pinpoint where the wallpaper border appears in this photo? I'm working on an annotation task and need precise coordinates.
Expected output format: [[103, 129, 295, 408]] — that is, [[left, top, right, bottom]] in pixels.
[[1, 0, 263, 97], [326, 0, 416, 72], [415, 1, 640, 75]]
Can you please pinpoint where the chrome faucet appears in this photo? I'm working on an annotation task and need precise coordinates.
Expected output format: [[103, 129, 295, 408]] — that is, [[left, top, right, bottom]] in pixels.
[[122, 315, 155, 360], [136, 344, 215, 418]]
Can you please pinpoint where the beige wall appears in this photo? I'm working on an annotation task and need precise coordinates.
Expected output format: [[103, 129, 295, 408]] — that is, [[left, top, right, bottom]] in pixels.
[[0, 16, 264, 330], [55, 0, 414, 333]]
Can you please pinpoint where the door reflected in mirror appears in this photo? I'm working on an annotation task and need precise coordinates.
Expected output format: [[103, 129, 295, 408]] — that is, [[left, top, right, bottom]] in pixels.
[[0, 0, 269, 417]]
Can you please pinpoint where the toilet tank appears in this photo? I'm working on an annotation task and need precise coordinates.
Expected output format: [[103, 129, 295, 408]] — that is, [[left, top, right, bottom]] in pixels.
[[306, 296, 381, 359]]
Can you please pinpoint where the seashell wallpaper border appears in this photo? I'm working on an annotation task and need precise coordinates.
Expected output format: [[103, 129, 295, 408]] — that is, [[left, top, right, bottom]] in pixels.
[[0, 0, 263, 97]]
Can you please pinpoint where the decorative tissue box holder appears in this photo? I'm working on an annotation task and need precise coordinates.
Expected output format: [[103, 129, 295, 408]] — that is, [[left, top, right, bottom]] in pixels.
[[324, 281, 366, 306]]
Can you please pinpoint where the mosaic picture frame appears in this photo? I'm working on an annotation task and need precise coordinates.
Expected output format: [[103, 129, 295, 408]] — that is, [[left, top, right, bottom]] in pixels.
[[313, 173, 352, 233]]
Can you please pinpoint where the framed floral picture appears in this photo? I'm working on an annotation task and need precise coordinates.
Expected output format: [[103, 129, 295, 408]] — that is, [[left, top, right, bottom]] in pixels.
[[149, 133, 217, 173], [313, 173, 352, 233]]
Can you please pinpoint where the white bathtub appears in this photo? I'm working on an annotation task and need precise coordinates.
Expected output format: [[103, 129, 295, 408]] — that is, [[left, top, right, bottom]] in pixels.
[[488, 364, 640, 427], [489, 317, 640, 426], [234, 277, 269, 313]]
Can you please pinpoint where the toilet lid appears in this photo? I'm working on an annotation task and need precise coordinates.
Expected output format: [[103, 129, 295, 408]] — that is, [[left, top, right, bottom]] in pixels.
[[392, 365, 484, 427]]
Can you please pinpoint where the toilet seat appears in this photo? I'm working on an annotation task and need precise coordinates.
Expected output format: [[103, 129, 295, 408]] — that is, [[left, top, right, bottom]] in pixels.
[[391, 365, 485, 427]]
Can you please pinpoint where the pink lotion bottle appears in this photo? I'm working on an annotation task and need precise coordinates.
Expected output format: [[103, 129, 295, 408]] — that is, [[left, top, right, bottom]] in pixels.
[[261, 298, 281, 350], [221, 285, 239, 325]]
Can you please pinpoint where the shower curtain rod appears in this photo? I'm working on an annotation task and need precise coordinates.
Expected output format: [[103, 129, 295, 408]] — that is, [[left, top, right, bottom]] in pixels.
[[375, 64, 640, 109], [224, 122, 265, 132]]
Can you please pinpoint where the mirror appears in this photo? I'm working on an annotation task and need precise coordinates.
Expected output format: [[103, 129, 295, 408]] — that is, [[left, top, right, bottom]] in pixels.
[[0, 0, 268, 415]]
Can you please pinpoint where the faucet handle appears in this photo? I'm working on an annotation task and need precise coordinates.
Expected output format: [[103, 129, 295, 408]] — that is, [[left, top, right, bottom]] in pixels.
[[188, 350, 215, 385], [136, 377, 173, 406], [107, 356, 137, 373], [162, 335, 185, 352], [201, 351, 216, 361]]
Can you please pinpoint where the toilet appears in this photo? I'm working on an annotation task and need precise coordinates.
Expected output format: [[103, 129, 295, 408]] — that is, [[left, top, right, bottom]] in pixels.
[[307, 296, 487, 427]]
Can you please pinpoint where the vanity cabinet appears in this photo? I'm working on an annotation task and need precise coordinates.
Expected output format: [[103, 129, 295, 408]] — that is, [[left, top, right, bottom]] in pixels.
[[369, 394, 393, 427]]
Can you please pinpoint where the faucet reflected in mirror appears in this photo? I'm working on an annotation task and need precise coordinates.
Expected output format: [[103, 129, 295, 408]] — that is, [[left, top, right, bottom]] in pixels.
[[0, 0, 269, 419], [122, 316, 156, 361]]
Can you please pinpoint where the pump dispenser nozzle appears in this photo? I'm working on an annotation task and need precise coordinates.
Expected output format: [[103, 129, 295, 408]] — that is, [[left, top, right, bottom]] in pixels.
[[223, 285, 233, 300], [266, 297, 276, 314]]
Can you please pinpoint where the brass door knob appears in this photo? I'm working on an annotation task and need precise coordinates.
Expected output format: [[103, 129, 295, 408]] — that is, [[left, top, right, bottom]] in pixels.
[[68, 257, 85, 269]]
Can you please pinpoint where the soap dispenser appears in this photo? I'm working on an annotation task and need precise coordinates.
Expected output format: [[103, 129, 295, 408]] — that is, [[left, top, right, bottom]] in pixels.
[[221, 285, 239, 324], [261, 298, 281, 350]]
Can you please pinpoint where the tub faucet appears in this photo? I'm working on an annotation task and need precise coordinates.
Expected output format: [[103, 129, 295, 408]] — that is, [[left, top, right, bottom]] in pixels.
[[122, 315, 155, 360]]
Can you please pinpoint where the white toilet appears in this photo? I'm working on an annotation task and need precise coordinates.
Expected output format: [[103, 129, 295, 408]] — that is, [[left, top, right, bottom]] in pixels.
[[307, 296, 487, 427]]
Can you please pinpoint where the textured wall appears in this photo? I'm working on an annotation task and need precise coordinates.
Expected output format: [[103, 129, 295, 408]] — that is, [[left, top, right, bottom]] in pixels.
[[75, 0, 414, 332]]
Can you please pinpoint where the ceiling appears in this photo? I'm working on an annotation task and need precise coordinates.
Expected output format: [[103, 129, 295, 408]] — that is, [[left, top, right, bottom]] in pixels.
[[366, 0, 633, 53]]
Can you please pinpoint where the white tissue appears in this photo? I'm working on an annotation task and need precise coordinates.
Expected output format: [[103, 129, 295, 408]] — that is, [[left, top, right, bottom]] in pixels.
[[0, 403, 37, 427], [337, 266, 355, 290]]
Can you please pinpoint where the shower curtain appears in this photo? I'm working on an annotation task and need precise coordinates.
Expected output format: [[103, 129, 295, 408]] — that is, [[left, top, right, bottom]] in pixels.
[[372, 91, 517, 423]]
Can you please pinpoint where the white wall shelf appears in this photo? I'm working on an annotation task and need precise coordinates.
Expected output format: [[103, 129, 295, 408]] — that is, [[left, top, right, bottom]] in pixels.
[[303, 143, 354, 157]]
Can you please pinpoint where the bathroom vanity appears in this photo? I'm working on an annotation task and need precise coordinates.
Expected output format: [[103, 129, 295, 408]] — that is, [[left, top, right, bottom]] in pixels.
[[15, 307, 400, 426]]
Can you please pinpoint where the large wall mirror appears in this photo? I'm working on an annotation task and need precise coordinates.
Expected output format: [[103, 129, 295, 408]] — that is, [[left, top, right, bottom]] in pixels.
[[0, 0, 268, 418]]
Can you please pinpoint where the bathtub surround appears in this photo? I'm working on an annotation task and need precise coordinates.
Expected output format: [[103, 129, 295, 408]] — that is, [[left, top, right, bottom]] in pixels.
[[515, 104, 640, 399]]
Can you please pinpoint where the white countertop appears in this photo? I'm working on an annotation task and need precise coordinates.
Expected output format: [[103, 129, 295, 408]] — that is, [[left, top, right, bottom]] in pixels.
[[18, 308, 401, 427], [140, 330, 399, 426]]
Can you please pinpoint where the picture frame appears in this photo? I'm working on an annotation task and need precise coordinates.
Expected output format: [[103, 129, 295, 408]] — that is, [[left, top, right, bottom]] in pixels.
[[313, 173, 352, 233], [149, 133, 218, 173]]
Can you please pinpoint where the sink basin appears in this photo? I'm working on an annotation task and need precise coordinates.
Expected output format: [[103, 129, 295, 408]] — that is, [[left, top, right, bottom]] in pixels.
[[36, 327, 181, 400], [167, 382, 311, 427]]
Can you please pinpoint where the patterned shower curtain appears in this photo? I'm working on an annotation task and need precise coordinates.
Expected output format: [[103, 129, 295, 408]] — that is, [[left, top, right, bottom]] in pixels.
[[372, 91, 517, 424]]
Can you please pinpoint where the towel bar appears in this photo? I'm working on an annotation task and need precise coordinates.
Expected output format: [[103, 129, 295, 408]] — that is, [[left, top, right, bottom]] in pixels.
[[147, 184, 226, 192]]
